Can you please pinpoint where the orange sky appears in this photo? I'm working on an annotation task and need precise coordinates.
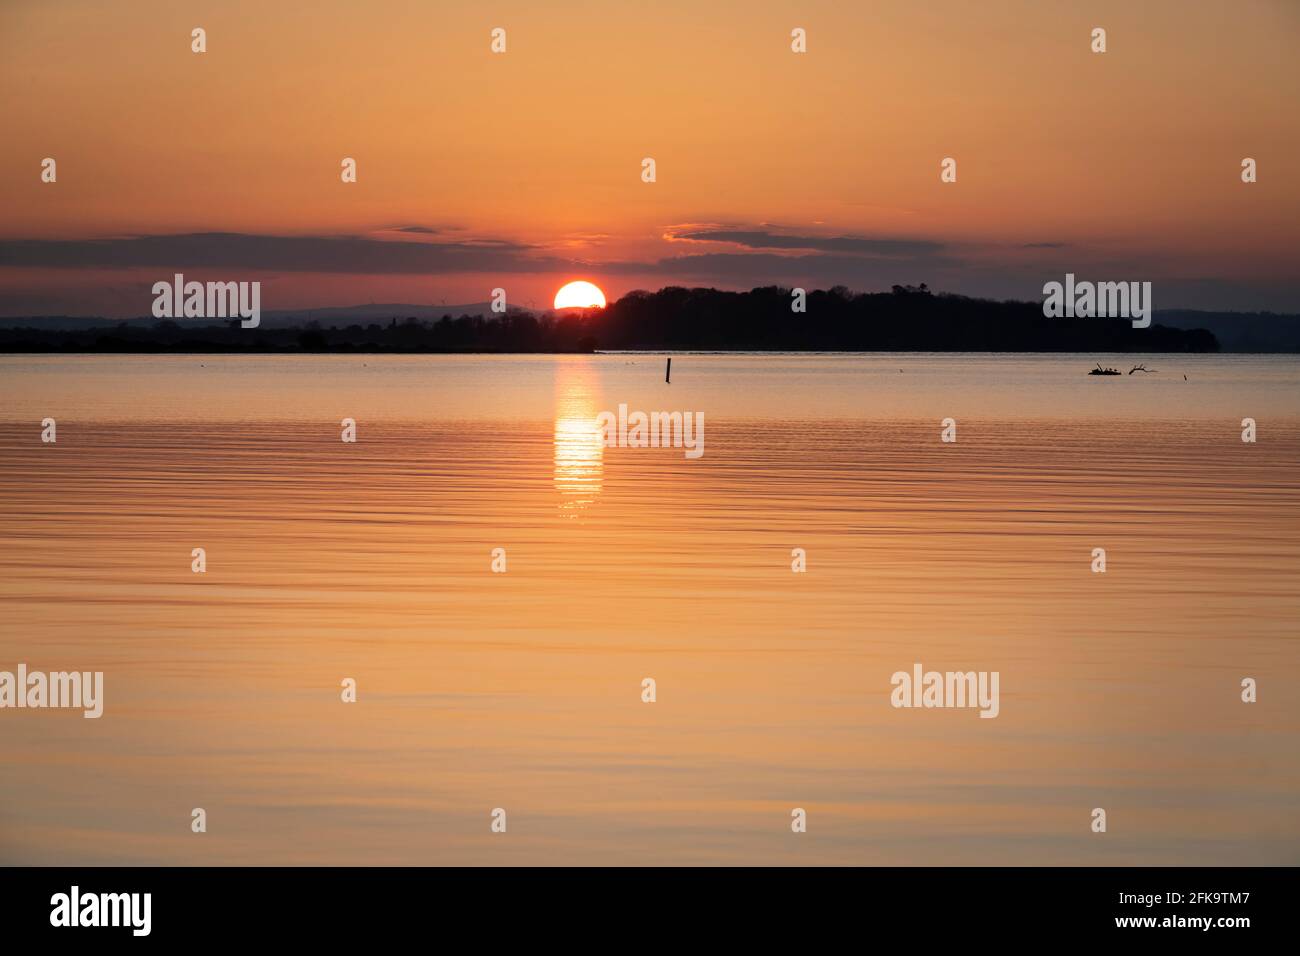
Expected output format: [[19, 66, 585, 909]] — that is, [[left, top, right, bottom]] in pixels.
[[1, 0, 1298, 314]]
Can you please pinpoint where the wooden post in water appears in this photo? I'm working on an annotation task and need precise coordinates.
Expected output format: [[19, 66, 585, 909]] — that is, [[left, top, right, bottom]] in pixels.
[[665, 356, 672, 383]]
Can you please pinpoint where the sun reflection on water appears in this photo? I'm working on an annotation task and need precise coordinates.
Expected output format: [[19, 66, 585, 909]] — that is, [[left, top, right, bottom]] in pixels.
[[553, 361, 603, 512]]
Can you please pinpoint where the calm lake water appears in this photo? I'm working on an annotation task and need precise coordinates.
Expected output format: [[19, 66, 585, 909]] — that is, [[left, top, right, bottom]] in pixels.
[[1, 353, 1297, 865]]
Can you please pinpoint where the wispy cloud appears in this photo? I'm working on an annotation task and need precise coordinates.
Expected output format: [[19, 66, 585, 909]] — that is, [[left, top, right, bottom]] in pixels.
[[669, 228, 944, 257], [2, 228, 1295, 314], [0, 232, 559, 274]]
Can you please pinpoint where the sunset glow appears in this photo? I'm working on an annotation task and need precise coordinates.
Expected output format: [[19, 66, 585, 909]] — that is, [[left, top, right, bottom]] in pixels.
[[554, 281, 607, 310]]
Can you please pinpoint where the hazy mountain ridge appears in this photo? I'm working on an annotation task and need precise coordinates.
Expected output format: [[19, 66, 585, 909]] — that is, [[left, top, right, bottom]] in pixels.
[[1152, 310, 1300, 352]]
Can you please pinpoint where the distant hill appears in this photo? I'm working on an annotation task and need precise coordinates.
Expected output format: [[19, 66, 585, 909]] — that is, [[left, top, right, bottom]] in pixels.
[[0, 302, 528, 331], [0, 285, 1237, 354], [260, 302, 535, 327], [1153, 310, 1300, 352]]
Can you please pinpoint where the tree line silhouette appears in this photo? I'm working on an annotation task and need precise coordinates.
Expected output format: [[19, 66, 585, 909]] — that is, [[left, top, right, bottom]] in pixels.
[[0, 285, 1218, 353]]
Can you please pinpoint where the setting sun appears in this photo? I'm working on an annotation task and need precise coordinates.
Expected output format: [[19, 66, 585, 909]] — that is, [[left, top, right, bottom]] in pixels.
[[554, 280, 606, 310]]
